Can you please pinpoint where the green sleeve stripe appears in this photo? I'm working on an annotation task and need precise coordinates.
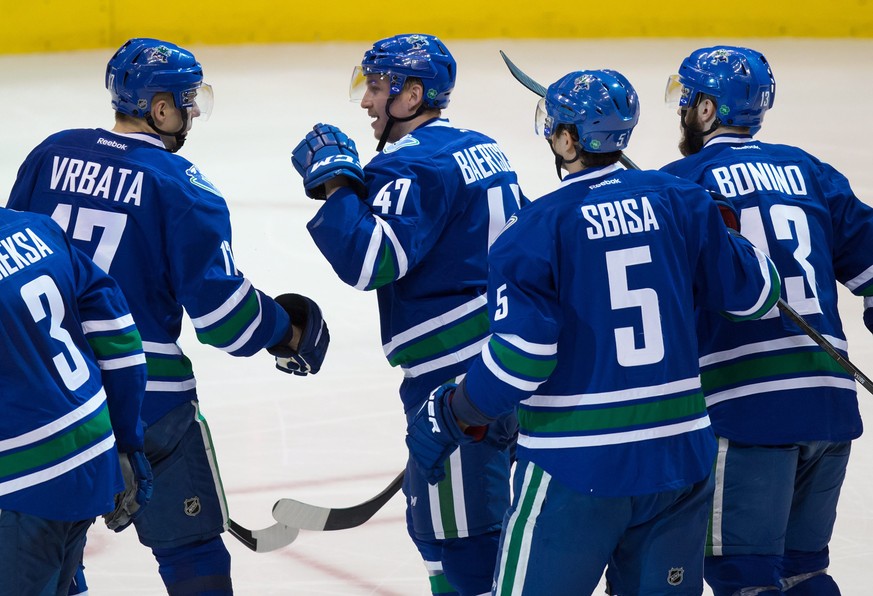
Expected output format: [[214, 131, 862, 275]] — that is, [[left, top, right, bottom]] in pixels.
[[490, 338, 557, 380], [702, 350, 847, 393], [87, 328, 143, 358], [517, 391, 705, 434], [388, 311, 490, 367], [0, 404, 112, 480], [146, 353, 195, 379], [196, 291, 260, 347], [368, 243, 398, 290]]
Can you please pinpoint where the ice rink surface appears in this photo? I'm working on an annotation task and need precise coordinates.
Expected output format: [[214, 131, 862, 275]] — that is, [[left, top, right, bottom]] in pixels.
[[1, 37, 872, 594]]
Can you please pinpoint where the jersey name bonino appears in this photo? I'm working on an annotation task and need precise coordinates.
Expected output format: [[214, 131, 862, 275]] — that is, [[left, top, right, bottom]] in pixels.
[[50, 155, 144, 206], [580, 196, 660, 240], [711, 162, 808, 199], [452, 143, 513, 185], [0, 228, 54, 279]]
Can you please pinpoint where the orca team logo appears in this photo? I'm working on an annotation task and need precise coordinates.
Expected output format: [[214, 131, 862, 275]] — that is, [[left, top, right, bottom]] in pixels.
[[405, 35, 429, 50], [667, 567, 684, 586], [145, 45, 171, 64], [185, 165, 223, 197], [184, 496, 201, 517], [573, 74, 594, 93]]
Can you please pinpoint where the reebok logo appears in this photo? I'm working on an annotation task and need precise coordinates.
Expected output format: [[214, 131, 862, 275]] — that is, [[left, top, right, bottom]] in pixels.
[[589, 178, 621, 190], [97, 137, 128, 151]]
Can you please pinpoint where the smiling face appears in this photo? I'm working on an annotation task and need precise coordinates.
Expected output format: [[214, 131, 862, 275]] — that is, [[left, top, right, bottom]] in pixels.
[[358, 73, 425, 143]]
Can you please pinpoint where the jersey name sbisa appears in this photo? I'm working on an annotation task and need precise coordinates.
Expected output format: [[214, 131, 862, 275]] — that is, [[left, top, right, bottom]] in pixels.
[[49, 155, 145, 205], [580, 195, 660, 239]]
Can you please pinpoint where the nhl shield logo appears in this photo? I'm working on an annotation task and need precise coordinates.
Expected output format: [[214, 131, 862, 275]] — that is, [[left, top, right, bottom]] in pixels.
[[667, 567, 684, 586], [184, 496, 201, 517]]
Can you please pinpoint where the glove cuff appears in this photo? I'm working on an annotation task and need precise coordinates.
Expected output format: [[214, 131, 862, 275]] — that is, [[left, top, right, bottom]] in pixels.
[[451, 379, 495, 427]]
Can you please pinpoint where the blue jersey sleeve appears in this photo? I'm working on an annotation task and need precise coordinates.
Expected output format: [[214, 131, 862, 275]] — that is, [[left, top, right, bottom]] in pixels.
[[307, 157, 449, 291], [165, 186, 291, 356]]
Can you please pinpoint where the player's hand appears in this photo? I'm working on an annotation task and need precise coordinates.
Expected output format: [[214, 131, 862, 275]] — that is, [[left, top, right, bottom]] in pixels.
[[103, 450, 153, 532], [269, 293, 330, 375], [405, 384, 485, 484], [707, 190, 740, 232], [292, 123, 366, 200]]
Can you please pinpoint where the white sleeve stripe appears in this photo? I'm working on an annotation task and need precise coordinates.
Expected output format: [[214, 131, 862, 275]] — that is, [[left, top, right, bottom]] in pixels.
[[98, 354, 147, 370], [483, 343, 543, 392], [723, 248, 774, 318], [354, 222, 384, 290], [82, 314, 135, 334], [141, 341, 182, 355], [846, 263, 873, 291], [495, 333, 558, 356], [378, 218, 409, 278], [190, 278, 253, 329]]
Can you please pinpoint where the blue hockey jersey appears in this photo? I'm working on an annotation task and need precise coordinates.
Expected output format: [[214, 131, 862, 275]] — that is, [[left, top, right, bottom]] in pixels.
[[8, 129, 291, 425], [461, 164, 781, 497], [0, 208, 146, 520], [662, 134, 871, 444], [307, 119, 526, 411]]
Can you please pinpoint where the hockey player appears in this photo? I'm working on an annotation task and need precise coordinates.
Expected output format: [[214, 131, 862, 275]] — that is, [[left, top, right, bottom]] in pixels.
[[660, 45, 873, 596], [0, 206, 150, 595], [291, 34, 526, 595], [7, 38, 330, 595], [406, 69, 783, 595]]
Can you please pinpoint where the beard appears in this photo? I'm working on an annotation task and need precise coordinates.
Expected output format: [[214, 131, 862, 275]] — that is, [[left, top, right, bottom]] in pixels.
[[678, 108, 706, 157]]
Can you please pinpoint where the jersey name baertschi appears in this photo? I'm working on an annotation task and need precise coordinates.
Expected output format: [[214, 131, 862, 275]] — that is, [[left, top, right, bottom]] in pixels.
[[452, 142, 514, 184]]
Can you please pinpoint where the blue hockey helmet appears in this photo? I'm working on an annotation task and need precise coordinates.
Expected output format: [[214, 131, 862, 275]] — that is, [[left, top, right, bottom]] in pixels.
[[106, 38, 213, 120], [350, 33, 456, 109], [535, 69, 640, 153], [665, 46, 775, 129]]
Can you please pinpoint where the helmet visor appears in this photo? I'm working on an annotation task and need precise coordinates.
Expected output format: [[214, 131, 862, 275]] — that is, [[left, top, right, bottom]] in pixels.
[[534, 97, 555, 137], [349, 65, 367, 102], [181, 82, 213, 121], [664, 74, 691, 109]]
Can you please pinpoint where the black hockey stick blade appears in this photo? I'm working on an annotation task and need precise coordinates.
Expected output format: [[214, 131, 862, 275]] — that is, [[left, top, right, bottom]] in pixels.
[[227, 518, 299, 553], [499, 50, 547, 97], [776, 298, 873, 395], [498, 50, 639, 171], [272, 470, 404, 531]]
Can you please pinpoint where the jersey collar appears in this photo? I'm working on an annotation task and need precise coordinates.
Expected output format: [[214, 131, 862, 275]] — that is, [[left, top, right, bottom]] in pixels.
[[559, 163, 623, 188], [103, 129, 165, 149], [703, 133, 754, 149]]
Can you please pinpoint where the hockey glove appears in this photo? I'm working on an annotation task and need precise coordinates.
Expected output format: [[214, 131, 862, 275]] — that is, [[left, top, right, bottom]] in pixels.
[[269, 293, 330, 376], [103, 450, 153, 532], [292, 123, 367, 200], [708, 190, 741, 232], [405, 384, 487, 485]]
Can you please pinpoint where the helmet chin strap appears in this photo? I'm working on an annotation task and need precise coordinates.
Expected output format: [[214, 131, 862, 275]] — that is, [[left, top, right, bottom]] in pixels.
[[146, 106, 189, 153], [376, 96, 426, 152], [547, 137, 581, 181]]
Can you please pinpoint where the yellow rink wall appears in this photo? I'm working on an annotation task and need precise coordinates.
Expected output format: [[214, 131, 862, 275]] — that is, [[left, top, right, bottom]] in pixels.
[[2, 0, 871, 54]]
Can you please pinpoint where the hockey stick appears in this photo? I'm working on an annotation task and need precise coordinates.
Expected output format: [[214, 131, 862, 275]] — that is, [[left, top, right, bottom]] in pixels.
[[272, 470, 404, 531], [498, 49, 873, 396], [227, 518, 299, 553]]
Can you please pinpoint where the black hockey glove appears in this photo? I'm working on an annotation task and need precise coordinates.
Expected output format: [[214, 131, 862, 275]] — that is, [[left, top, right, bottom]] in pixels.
[[292, 123, 366, 200], [103, 450, 153, 532], [269, 293, 330, 376]]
